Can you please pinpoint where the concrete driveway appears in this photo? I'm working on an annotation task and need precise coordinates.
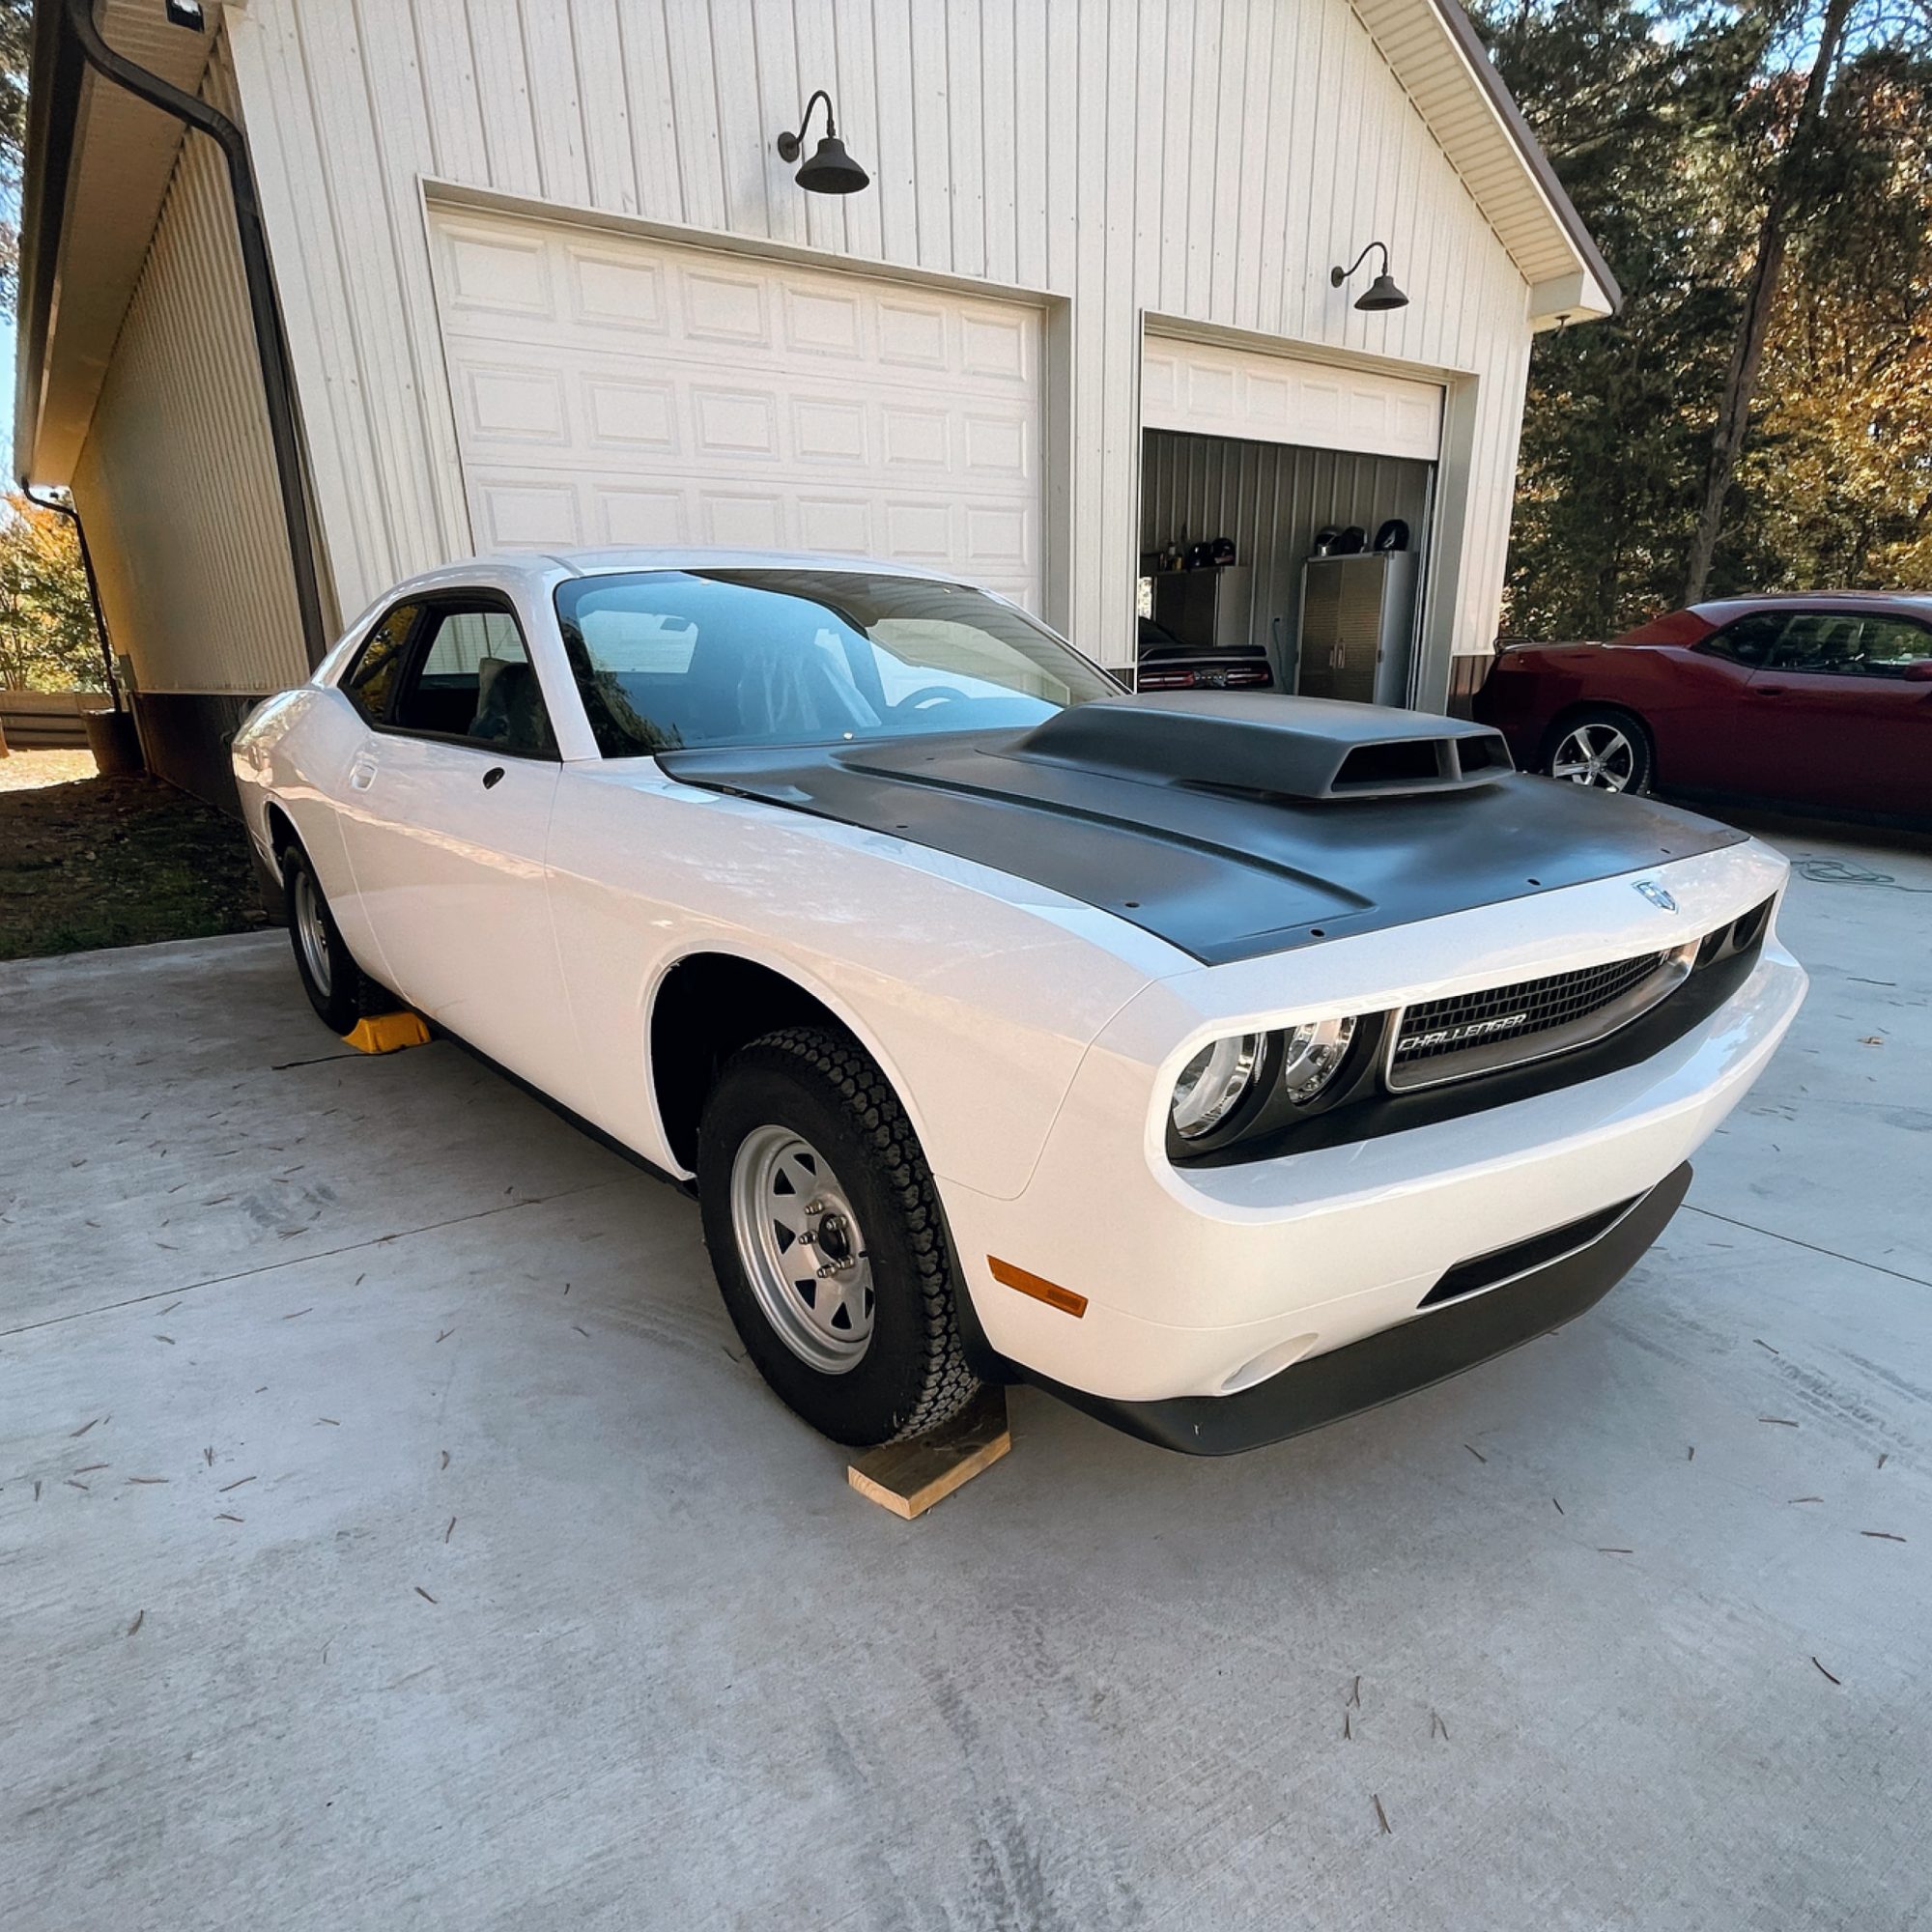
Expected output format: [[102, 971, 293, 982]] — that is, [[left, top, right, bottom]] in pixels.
[[4, 819, 1927, 1931]]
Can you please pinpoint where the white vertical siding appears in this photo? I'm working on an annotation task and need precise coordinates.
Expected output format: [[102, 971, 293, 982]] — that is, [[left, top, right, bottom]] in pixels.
[[69, 41, 308, 696], [225, 0, 1536, 681]]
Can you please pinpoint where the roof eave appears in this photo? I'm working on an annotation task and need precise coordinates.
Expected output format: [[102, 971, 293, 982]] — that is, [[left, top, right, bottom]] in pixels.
[[14, 0, 85, 485], [1427, 0, 1623, 321]]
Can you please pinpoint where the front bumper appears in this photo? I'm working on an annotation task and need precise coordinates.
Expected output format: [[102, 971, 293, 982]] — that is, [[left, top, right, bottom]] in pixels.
[[1025, 1162, 1691, 1454], [940, 919, 1804, 1414]]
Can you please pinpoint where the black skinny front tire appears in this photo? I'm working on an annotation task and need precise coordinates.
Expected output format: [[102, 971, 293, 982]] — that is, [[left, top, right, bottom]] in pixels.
[[696, 1026, 980, 1447]]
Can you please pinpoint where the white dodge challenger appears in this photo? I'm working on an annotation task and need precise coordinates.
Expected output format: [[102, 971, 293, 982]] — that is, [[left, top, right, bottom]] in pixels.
[[233, 550, 1806, 1455]]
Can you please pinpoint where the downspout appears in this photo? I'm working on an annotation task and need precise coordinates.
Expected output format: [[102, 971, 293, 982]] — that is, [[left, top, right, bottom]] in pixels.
[[21, 482, 119, 711], [60, 0, 328, 669]]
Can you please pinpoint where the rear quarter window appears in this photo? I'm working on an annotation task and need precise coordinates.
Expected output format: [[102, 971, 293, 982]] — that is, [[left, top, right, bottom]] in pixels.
[[1611, 610, 1715, 647], [341, 602, 423, 723]]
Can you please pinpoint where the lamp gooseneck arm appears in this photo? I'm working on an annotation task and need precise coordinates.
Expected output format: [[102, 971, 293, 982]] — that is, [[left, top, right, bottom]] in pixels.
[[1331, 241, 1390, 285], [798, 88, 835, 142]]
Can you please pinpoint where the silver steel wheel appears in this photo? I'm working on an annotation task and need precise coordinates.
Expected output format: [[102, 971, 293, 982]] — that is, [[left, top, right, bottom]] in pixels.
[[293, 869, 333, 998], [1549, 722, 1637, 790], [728, 1125, 875, 1375]]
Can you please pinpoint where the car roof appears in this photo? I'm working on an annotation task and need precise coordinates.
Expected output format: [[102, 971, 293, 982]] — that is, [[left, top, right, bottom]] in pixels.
[[401, 548, 979, 590], [1691, 591, 1932, 620]]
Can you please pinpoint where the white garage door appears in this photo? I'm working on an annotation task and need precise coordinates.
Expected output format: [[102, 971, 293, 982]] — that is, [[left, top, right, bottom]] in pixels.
[[1142, 332, 1442, 462], [427, 209, 1046, 609]]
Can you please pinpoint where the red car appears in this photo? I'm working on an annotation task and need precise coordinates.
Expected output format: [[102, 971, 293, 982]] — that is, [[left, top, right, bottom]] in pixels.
[[1474, 593, 1932, 821]]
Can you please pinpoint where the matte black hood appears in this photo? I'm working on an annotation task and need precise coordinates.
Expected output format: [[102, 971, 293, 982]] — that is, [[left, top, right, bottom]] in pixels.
[[657, 695, 1743, 966]]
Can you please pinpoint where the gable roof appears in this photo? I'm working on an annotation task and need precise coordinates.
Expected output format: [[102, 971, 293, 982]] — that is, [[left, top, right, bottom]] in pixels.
[[1361, 0, 1620, 326]]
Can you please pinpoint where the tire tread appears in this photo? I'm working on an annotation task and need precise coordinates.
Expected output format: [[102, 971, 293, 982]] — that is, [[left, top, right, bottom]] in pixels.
[[733, 1025, 979, 1442]]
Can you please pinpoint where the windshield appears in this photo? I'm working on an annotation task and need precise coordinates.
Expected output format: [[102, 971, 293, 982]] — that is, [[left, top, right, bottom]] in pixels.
[[553, 568, 1122, 756]]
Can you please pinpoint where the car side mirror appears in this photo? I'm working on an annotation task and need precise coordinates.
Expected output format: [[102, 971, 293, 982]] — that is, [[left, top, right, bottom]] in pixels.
[[1901, 658, 1932, 683]]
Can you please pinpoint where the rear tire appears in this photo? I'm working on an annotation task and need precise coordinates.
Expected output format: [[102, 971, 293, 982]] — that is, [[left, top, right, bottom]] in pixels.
[[280, 842, 377, 1036], [1542, 706, 1654, 795], [696, 1026, 980, 1446]]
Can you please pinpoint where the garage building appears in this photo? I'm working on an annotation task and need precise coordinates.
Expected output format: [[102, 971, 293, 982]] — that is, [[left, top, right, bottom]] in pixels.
[[15, 0, 1615, 807]]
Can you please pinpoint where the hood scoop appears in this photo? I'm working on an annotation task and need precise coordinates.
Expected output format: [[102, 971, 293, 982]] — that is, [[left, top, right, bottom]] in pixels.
[[1004, 693, 1514, 801]]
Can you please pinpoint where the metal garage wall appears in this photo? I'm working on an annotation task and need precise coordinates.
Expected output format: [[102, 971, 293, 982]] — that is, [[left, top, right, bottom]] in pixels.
[[1140, 430, 1434, 688], [225, 0, 1541, 689], [69, 40, 307, 711]]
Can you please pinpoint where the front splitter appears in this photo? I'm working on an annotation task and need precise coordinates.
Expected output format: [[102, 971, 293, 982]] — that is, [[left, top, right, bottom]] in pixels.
[[1024, 1161, 1694, 1456]]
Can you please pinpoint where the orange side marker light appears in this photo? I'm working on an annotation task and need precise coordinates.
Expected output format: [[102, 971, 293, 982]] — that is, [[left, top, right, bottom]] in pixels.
[[989, 1258, 1087, 1318]]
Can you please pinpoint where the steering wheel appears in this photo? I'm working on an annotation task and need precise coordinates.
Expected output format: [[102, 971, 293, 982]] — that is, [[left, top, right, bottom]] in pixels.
[[893, 685, 972, 715]]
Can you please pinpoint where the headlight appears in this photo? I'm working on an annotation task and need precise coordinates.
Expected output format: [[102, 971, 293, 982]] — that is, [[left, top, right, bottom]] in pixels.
[[1280, 1015, 1357, 1103], [1168, 1014, 1375, 1156], [1170, 1033, 1265, 1140]]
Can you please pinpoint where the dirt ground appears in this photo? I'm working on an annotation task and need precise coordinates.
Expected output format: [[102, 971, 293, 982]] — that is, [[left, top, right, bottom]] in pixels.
[[0, 752, 267, 961]]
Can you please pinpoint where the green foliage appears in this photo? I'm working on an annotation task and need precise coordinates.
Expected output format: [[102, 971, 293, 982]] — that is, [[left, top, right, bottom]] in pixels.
[[0, 493, 104, 692], [1474, 0, 1932, 636], [0, 0, 30, 317]]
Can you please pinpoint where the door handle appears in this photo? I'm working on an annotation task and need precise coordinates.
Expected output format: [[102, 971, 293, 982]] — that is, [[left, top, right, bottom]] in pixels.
[[1755, 684, 1789, 696], [349, 756, 378, 790], [482, 766, 505, 790]]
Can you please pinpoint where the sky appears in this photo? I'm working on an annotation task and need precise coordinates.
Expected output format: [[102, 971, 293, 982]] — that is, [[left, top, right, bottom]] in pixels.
[[2, 307, 16, 462]]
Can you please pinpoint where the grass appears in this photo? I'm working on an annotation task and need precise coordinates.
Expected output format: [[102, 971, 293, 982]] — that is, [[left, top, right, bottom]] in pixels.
[[0, 753, 268, 961]]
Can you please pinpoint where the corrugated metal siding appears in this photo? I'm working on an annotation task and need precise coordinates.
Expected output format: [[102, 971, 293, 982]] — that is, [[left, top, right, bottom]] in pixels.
[[225, 0, 1539, 689], [69, 40, 307, 699], [1140, 428, 1434, 687]]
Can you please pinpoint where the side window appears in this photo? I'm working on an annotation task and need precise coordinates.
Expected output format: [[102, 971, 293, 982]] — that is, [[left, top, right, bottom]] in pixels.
[[1762, 613, 1862, 673], [1703, 612, 1785, 668], [1841, 616, 1932, 678], [341, 601, 423, 723], [388, 605, 558, 755]]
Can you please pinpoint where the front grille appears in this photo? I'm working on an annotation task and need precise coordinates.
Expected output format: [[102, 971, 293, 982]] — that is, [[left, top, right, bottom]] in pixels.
[[1388, 949, 1682, 1093]]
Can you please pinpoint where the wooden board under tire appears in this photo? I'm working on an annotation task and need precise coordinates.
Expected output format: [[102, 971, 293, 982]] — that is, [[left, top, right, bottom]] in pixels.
[[847, 1387, 1011, 1520]]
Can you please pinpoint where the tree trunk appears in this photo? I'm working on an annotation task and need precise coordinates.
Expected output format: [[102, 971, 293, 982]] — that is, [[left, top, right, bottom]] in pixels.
[[1683, 0, 1856, 603]]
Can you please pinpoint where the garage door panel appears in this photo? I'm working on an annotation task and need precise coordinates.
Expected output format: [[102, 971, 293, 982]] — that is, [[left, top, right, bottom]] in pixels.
[[432, 210, 1043, 605], [1142, 334, 1441, 462], [594, 486, 690, 547], [470, 476, 582, 549], [582, 376, 678, 451], [440, 222, 554, 318], [690, 387, 780, 459], [699, 492, 787, 550], [510, 462, 1036, 599], [782, 284, 866, 358], [797, 497, 876, 554], [567, 248, 669, 333], [462, 364, 571, 446]]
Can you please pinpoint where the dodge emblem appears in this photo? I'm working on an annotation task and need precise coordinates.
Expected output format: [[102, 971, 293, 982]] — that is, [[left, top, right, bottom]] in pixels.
[[1635, 880, 1678, 913]]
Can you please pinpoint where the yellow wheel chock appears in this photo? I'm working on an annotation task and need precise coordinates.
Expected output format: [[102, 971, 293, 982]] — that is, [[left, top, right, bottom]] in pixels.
[[342, 1010, 432, 1054]]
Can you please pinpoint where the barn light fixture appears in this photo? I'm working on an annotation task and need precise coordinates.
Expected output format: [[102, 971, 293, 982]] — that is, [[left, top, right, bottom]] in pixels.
[[776, 90, 870, 195], [1330, 242, 1408, 312]]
